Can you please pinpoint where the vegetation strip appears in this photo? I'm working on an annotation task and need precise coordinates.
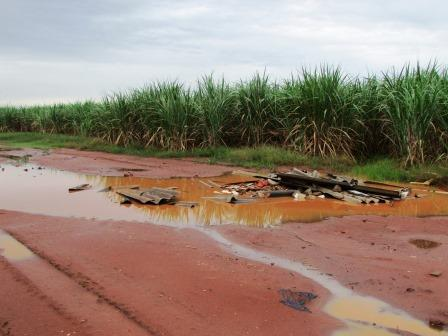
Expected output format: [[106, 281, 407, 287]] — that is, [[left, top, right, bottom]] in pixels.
[[1, 64, 447, 166], [1, 132, 447, 183]]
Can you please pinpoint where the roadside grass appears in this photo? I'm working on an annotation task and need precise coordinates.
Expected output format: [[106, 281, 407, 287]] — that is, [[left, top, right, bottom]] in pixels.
[[1, 132, 446, 183]]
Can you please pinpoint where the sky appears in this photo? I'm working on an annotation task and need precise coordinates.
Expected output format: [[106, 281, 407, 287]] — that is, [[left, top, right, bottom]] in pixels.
[[1, 0, 447, 105]]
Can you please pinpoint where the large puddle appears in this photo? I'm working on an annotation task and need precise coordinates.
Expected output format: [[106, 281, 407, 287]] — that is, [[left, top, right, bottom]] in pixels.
[[1, 162, 447, 335], [1, 163, 448, 228]]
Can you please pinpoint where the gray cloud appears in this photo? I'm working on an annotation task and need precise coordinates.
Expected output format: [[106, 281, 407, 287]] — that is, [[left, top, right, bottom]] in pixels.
[[1, 0, 447, 104]]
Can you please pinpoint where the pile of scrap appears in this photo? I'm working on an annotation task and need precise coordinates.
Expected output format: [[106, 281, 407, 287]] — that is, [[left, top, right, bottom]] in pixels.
[[226, 168, 410, 204]]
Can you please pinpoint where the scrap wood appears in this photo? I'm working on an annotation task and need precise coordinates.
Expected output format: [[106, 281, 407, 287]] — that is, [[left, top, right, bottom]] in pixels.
[[68, 184, 91, 192], [276, 172, 408, 199], [263, 190, 296, 198], [232, 170, 269, 179], [317, 187, 344, 200], [410, 179, 433, 186], [363, 180, 403, 189]]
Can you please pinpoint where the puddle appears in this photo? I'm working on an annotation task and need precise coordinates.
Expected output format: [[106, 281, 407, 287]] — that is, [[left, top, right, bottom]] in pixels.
[[0, 163, 447, 335], [1, 164, 448, 228], [203, 229, 447, 336], [0, 230, 35, 262], [326, 296, 444, 336]]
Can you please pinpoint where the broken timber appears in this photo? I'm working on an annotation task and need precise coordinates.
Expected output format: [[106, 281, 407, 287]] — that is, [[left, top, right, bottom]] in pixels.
[[276, 173, 408, 199]]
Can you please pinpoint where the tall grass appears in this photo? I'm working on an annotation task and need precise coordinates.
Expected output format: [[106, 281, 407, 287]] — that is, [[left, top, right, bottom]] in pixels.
[[1, 64, 447, 165]]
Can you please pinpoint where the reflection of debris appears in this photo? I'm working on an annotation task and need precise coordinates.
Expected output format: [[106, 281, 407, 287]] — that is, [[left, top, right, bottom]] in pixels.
[[199, 180, 218, 189], [98, 186, 112, 192], [175, 201, 199, 208], [116, 187, 178, 205], [116, 168, 146, 172], [120, 197, 132, 205], [429, 271, 443, 278], [202, 195, 255, 204], [410, 239, 441, 249], [278, 289, 318, 312], [68, 184, 91, 192]]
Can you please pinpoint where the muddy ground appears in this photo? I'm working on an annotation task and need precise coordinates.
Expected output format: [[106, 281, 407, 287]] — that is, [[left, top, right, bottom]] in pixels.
[[0, 148, 447, 336]]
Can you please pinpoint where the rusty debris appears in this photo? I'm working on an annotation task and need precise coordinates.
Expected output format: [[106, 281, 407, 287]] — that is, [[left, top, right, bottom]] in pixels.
[[68, 184, 91, 192], [94, 167, 417, 208], [222, 168, 411, 204], [278, 289, 318, 313], [116, 187, 178, 205]]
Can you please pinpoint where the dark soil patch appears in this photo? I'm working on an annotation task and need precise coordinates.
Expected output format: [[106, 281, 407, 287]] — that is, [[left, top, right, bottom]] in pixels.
[[116, 168, 147, 172], [409, 239, 441, 249]]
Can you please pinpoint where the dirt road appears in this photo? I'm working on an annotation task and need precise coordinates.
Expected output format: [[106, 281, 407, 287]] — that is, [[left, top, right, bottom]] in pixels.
[[0, 148, 447, 335]]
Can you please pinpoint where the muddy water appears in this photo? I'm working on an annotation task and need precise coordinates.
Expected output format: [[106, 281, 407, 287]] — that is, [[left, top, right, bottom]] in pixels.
[[1, 163, 447, 335], [0, 230, 35, 262], [1, 164, 448, 228]]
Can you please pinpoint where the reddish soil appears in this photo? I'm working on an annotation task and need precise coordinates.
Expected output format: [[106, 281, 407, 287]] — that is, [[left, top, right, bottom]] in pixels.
[[0, 257, 90, 336], [1, 147, 447, 334], [218, 215, 448, 324], [0, 211, 336, 336], [1, 148, 237, 178]]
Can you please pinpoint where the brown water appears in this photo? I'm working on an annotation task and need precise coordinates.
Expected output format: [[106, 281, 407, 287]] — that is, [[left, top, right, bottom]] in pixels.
[[0, 230, 35, 262], [0, 164, 448, 228]]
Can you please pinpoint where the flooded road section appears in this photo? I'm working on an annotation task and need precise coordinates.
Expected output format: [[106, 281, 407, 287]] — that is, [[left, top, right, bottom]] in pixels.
[[1, 163, 448, 228], [1, 163, 447, 336]]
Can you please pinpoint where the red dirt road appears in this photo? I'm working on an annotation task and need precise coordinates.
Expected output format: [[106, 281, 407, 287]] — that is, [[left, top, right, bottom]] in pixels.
[[0, 211, 336, 336], [1, 148, 448, 335], [218, 216, 448, 324], [2, 148, 238, 178]]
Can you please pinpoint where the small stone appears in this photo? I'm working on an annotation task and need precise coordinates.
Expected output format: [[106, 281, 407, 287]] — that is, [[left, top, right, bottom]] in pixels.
[[429, 271, 443, 277]]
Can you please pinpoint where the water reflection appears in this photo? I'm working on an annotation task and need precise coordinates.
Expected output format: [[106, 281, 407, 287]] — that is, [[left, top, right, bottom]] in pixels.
[[1, 164, 448, 228]]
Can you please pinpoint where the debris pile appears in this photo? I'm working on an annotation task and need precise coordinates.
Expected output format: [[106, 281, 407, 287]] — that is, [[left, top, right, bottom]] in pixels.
[[68, 168, 413, 207]]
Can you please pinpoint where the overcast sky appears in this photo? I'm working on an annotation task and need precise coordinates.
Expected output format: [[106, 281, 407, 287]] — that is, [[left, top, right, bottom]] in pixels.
[[1, 0, 447, 105]]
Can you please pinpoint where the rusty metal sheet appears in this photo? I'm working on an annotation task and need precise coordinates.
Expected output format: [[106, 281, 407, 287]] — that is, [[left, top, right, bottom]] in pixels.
[[116, 187, 177, 205]]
